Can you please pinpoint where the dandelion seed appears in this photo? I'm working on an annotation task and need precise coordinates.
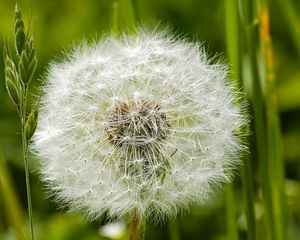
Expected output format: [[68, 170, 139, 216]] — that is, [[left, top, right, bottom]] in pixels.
[[32, 28, 247, 223]]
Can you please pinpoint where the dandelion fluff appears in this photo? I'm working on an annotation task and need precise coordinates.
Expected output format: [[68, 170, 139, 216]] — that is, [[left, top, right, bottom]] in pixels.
[[32, 28, 247, 222]]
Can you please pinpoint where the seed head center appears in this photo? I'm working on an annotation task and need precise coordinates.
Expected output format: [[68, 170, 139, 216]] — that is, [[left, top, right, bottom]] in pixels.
[[105, 99, 170, 147]]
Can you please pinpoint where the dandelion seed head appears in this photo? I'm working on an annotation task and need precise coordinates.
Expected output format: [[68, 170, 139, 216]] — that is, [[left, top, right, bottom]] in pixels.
[[32, 28, 248, 222]]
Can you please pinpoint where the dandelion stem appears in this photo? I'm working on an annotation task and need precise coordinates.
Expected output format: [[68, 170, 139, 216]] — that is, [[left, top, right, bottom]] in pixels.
[[128, 210, 145, 240]]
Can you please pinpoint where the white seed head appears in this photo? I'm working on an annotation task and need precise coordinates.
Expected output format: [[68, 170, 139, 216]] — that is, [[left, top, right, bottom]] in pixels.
[[31, 28, 248, 222]]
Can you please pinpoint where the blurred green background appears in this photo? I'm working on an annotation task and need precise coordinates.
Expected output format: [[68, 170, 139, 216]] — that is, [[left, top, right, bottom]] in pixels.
[[0, 0, 300, 239]]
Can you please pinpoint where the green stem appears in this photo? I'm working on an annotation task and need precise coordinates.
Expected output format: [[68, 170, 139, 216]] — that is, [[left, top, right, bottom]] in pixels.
[[259, 3, 286, 239], [118, 0, 136, 32], [225, 185, 238, 240], [239, 0, 286, 239], [243, 14, 275, 240], [241, 157, 256, 240], [21, 89, 34, 240], [112, 1, 119, 37], [225, 0, 240, 81], [21, 127, 34, 240], [225, 0, 256, 239]]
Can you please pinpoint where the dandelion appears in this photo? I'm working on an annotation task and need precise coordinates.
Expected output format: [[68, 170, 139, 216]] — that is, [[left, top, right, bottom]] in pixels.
[[32, 28, 247, 232]]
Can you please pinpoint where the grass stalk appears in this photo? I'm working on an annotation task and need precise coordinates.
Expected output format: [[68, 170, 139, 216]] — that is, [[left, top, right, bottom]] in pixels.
[[225, 0, 240, 81], [258, 2, 286, 239], [225, 185, 238, 240], [118, 0, 136, 32], [239, 0, 275, 238], [20, 92, 34, 240], [225, 0, 256, 239], [241, 158, 256, 240], [239, 0, 286, 239], [111, 1, 119, 37], [3, 4, 38, 240]]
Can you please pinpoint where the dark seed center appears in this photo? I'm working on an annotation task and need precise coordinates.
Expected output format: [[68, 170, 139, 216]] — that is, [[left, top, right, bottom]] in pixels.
[[105, 99, 170, 148]]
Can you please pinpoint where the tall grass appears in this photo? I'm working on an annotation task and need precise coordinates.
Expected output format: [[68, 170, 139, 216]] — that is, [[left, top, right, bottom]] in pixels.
[[3, 4, 38, 240], [225, 185, 239, 240], [259, 1, 286, 239], [225, 0, 287, 239], [225, 1, 256, 239]]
